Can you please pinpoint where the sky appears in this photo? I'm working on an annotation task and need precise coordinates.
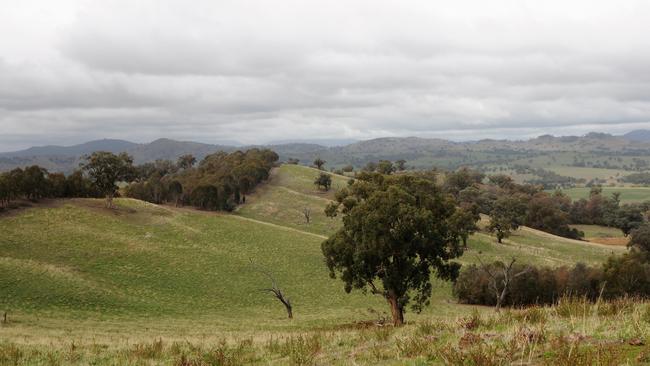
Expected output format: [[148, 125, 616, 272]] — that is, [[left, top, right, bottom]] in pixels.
[[2, 0, 650, 151]]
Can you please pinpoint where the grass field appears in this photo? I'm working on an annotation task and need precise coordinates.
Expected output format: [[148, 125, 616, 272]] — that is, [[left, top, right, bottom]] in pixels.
[[236, 165, 346, 236], [0, 164, 635, 365], [571, 224, 629, 246], [556, 186, 650, 203]]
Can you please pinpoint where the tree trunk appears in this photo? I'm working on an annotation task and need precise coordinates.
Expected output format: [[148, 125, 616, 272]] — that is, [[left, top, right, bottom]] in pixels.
[[285, 304, 293, 319], [106, 193, 114, 208], [387, 294, 404, 326]]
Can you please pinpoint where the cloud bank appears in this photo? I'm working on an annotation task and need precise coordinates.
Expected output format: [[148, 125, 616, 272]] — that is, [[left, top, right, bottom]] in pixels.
[[2, 0, 650, 150]]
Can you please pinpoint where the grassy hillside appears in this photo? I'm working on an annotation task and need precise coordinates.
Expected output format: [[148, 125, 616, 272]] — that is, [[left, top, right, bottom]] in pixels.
[[0, 164, 632, 364], [0, 198, 388, 325], [237, 164, 349, 236]]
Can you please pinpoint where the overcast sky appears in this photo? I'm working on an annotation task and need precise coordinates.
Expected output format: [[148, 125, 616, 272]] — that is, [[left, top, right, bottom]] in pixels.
[[2, 0, 650, 151]]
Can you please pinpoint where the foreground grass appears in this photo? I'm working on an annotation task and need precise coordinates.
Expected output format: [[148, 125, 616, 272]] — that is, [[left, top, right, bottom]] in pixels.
[[3, 298, 650, 365]]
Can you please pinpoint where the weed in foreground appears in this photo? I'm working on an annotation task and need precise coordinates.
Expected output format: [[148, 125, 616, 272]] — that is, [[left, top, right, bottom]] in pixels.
[[129, 338, 164, 359], [542, 336, 623, 366], [0, 343, 23, 366]]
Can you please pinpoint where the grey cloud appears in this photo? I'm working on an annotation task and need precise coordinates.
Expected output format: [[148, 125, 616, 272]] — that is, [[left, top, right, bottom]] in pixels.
[[2, 0, 650, 150]]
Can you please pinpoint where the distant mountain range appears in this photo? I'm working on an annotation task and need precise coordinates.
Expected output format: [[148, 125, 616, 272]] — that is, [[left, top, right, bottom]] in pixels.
[[2, 130, 650, 173], [623, 130, 650, 142]]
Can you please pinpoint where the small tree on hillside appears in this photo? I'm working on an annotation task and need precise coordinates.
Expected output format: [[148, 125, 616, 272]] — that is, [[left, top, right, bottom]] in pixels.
[[363, 161, 377, 172], [395, 159, 407, 171], [377, 160, 395, 175], [81, 152, 134, 208], [322, 173, 463, 326], [314, 173, 332, 191], [302, 207, 311, 223], [342, 165, 354, 173], [629, 223, 650, 253], [614, 204, 645, 237], [487, 197, 526, 243], [450, 205, 480, 248], [177, 154, 197, 170], [313, 158, 326, 170]]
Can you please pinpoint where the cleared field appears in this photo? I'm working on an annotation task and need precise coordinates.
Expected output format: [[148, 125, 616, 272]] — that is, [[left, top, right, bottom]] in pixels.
[[546, 165, 627, 181], [557, 186, 650, 203], [571, 224, 625, 239]]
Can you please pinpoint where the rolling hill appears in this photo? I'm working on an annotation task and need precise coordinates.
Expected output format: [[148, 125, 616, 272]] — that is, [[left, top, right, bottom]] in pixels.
[[0, 164, 623, 319], [0, 163, 634, 364], [4, 132, 650, 185], [623, 129, 650, 142]]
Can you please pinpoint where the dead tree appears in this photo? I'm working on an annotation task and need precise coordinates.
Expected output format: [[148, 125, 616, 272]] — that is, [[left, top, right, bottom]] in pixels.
[[477, 256, 530, 312], [302, 207, 311, 224], [249, 259, 293, 319]]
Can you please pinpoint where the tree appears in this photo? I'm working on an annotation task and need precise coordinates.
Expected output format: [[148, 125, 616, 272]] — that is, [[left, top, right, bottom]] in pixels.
[[322, 173, 463, 326], [477, 257, 530, 312], [250, 259, 293, 319], [168, 180, 183, 207], [190, 185, 219, 210], [314, 172, 332, 191], [488, 174, 515, 190], [444, 167, 484, 197], [363, 161, 377, 172], [629, 223, 650, 253], [81, 152, 134, 208], [614, 204, 645, 237], [177, 154, 197, 170], [302, 207, 311, 223], [525, 192, 583, 239], [21, 165, 49, 200], [0, 174, 10, 208], [395, 160, 407, 171], [487, 197, 526, 243], [342, 165, 354, 173], [377, 160, 395, 175], [313, 158, 326, 170], [450, 205, 480, 247]]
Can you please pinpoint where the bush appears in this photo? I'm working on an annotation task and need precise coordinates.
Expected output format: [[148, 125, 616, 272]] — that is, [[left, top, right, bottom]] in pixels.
[[454, 262, 605, 307]]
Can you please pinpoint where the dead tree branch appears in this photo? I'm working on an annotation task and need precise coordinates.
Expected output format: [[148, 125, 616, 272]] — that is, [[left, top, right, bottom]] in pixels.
[[249, 258, 293, 319]]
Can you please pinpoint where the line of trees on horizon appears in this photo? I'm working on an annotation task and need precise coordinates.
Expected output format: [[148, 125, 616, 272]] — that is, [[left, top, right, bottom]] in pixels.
[[0, 148, 278, 212], [124, 149, 278, 211]]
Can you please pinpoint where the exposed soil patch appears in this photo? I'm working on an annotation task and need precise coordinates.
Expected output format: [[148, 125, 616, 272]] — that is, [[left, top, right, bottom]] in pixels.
[[587, 237, 629, 246]]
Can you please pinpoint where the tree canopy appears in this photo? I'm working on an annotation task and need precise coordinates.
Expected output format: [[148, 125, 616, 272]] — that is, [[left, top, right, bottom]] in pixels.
[[81, 152, 135, 208], [322, 172, 463, 325]]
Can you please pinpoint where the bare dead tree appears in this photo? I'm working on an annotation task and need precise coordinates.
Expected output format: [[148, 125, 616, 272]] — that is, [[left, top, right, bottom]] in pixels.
[[477, 256, 531, 312], [249, 259, 293, 319], [302, 207, 311, 224]]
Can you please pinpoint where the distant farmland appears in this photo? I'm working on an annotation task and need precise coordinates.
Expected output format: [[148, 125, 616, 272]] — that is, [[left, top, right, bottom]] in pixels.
[[555, 186, 650, 203]]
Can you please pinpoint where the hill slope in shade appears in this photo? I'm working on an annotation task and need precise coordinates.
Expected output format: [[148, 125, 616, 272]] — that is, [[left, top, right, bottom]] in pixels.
[[0, 139, 138, 157], [623, 129, 650, 142]]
